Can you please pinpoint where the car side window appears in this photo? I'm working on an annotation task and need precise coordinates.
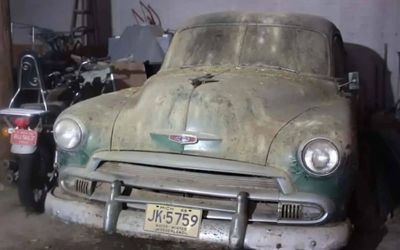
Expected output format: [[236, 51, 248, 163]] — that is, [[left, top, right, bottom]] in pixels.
[[332, 35, 346, 79]]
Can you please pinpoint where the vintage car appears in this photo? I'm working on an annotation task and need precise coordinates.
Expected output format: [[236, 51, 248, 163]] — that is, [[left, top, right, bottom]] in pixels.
[[46, 12, 359, 249]]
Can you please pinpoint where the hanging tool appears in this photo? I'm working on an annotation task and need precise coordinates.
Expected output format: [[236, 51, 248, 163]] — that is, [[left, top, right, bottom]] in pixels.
[[131, 1, 161, 27]]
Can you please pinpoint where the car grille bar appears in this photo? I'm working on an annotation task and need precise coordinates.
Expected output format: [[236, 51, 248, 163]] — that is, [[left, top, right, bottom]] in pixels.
[[75, 179, 93, 196], [97, 162, 281, 200], [279, 203, 303, 219], [86, 151, 294, 194]]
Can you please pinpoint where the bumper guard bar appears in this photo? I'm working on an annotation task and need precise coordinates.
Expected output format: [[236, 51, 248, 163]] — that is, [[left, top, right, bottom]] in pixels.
[[104, 181, 250, 249]]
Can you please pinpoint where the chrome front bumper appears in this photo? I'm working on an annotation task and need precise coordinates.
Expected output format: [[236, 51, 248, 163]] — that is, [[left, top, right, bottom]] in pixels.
[[51, 151, 351, 249], [46, 187, 351, 250]]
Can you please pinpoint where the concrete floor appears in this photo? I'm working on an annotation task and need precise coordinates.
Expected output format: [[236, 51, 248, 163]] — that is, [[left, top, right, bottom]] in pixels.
[[0, 182, 399, 250], [377, 212, 400, 250], [349, 209, 400, 250], [0, 183, 225, 250]]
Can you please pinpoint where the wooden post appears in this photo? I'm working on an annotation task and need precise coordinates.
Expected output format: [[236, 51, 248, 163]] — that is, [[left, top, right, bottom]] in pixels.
[[0, 0, 13, 176]]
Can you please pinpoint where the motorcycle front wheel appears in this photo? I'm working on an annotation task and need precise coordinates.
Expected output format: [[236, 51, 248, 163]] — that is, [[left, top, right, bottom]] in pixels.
[[17, 147, 50, 213]]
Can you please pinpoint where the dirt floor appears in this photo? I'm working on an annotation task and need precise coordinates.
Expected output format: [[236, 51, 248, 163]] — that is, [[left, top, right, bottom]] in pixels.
[[0, 182, 400, 250]]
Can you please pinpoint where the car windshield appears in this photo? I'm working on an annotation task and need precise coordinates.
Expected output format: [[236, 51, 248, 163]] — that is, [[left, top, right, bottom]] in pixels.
[[162, 24, 329, 75]]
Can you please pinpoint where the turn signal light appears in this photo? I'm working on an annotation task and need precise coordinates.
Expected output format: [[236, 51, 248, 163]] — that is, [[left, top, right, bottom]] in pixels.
[[1, 127, 9, 137]]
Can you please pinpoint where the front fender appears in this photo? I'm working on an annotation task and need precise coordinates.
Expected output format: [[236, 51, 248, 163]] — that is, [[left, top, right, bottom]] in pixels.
[[266, 100, 356, 219], [56, 87, 140, 168]]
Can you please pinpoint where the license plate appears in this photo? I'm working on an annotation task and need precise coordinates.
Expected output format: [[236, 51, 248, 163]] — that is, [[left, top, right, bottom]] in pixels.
[[10, 129, 38, 146], [144, 204, 202, 238]]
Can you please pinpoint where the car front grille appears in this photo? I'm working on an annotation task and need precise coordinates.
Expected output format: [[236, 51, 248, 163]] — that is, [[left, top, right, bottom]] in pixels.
[[60, 156, 328, 224]]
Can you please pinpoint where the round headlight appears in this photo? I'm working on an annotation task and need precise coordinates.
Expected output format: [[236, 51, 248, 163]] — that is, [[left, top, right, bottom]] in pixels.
[[299, 138, 340, 176], [54, 118, 83, 150]]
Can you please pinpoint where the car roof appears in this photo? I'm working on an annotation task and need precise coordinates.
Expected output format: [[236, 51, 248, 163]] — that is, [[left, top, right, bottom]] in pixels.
[[180, 11, 338, 36]]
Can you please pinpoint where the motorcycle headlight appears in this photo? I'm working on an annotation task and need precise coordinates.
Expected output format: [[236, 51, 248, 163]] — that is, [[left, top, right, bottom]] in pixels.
[[299, 138, 340, 176], [54, 118, 83, 150]]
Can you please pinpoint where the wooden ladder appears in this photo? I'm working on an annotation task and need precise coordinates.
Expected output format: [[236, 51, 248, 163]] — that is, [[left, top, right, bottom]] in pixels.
[[71, 0, 97, 46]]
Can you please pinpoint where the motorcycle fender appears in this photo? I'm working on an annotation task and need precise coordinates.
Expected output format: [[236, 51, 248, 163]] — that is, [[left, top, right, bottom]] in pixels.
[[11, 144, 37, 154]]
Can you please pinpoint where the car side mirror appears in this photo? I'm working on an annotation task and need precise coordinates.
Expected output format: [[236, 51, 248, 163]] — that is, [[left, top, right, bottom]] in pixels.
[[348, 72, 359, 91], [338, 72, 359, 93]]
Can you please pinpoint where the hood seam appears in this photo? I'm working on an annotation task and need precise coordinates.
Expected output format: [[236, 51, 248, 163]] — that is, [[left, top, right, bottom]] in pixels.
[[265, 106, 318, 165], [109, 88, 142, 150]]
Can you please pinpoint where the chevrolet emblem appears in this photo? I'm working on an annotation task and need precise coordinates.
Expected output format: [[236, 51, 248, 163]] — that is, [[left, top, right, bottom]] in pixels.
[[168, 134, 198, 145]]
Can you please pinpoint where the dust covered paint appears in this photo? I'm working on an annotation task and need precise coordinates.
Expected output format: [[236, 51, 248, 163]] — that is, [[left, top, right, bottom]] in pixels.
[[111, 67, 340, 165]]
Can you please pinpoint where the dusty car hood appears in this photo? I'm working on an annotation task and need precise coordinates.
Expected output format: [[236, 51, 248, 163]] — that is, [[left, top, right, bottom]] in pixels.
[[111, 68, 337, 165]]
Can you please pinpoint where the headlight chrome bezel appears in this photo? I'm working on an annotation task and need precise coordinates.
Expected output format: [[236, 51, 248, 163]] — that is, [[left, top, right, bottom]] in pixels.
[[298, 138, 342, 177], [53, 116, 86, 151]]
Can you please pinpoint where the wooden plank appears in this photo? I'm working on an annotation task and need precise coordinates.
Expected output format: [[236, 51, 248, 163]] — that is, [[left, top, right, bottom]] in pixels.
[[0, 0, 13, 177]]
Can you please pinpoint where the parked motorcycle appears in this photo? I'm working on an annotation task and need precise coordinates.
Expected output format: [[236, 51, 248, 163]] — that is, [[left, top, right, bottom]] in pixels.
[[0, 51, 115, 212]]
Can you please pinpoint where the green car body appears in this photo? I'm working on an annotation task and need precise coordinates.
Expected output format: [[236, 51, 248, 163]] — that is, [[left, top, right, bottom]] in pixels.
[[48, 12, 356, 249]]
